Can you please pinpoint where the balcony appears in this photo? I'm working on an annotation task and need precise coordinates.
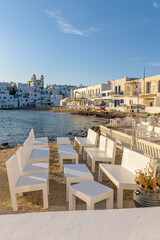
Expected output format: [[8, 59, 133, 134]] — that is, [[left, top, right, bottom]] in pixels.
[[139, 92, 157, 98], [124, 91, 141, 97], [108, 91, 124, 96]]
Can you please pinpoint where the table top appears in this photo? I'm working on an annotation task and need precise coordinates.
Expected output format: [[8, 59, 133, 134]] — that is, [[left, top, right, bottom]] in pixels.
[[71, 180, 112, 197], [57, 137, 71, 144], [59, 148, 78, 156], [64, 164, 93, 179]]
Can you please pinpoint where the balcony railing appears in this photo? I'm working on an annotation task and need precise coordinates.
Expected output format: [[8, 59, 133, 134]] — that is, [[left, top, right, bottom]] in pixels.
[[124, 91, 141, 96], [108, 91, 124, 96]]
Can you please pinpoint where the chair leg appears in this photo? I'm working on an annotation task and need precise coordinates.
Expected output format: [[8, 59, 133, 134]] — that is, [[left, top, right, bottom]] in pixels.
[[106, 192, 113, 209], [75, 156, 79, 164], [83, 150, 86, 160], [98, 168, 103, 182], [43, 185, 48, 209], [73, 139, 76, 147], [79, 146, 82, 155], [47, 179, 49, 196], [87, 155, 91, 166], [60, 157, 63, 172], [66, 180, 70, 201], [11, 192, 18, 211], [91, 159, 95, 173]]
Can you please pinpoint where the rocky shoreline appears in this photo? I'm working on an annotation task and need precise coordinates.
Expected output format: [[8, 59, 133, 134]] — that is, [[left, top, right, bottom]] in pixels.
[[47, 107, 131, 119]]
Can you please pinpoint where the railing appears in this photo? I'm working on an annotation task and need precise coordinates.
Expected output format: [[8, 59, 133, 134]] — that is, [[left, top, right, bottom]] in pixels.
[[136, 138, 160, 160], [124, 91, 141, 96], [108, 91, 124, 96], [100, 125, 135, 150]]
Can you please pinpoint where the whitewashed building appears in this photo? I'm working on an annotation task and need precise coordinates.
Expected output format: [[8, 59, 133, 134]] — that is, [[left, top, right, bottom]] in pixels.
[[0, 90, 18, 108]]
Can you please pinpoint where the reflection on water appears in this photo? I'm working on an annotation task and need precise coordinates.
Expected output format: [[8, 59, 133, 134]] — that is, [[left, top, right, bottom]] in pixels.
[[0, 110, 106, 146]]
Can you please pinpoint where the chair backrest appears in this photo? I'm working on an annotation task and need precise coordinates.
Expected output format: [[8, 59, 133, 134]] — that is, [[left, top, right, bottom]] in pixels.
[[122, 147, 157, 176], [154, 127, 160, 134], [16, 147, 26, 174], [99, 125, 112, 138], [29, 128, 35, 141], [147, 125, 154, 132], [111, 129, 135, 149], [6, 155, 20, 189], [99, 135, 107, 151], [23, 135, 33, 160], [87, 129, 99, 146], [106, 138, 117, 163]]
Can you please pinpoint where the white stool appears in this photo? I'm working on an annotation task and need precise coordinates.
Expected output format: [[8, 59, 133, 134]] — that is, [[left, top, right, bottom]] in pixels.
[[57, 137, 71, 145], [58, 149, 79, 172], [64, 164, 93, 201], [69, 180, 113, 211]]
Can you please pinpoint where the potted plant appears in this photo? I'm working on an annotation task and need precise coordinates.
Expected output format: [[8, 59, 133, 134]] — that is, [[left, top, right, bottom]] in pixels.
[[134, 160, 160, 207]]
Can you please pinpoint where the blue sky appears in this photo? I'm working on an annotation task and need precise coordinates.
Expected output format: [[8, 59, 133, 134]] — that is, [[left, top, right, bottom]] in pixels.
[[0, 0, 160, 86]]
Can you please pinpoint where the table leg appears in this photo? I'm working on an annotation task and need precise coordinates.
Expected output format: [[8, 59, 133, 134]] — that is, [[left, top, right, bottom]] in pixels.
[[117, 187, 123, 209], [106, 191, 113, 209], [69, 192, 76, 211], [87, 202, 94, 210]]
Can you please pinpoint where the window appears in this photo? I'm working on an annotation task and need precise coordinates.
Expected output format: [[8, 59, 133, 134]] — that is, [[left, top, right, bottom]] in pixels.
[[146, 82, 151, 93], [115, 86, 117, 93], [118, 86, 121, 93], [102, 93, 106, 97], [150, 102, 154, 107], [121, 99, 124, 103]]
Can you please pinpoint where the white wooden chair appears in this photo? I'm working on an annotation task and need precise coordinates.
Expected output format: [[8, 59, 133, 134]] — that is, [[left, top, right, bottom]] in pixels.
[[99, 125, 112, 138], [98, 147, 157, 208], [6, 155, 49, 211], [23, 135, 50, 164], [74, 129, 99, 154], [30, 128, 48, 142], [29, 129, 48, 148], [111, 129, 135, 150], [83, 135, 107, 161], [152, 127, 160, 141], [16, 146, 49, 175], [87, 138, 117, 172]]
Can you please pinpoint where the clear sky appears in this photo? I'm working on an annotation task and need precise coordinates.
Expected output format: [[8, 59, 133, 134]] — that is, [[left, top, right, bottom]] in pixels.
[[0, 0, 160, 86]]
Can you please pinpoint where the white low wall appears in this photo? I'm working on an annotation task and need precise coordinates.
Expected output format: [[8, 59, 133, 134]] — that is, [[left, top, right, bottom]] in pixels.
[[146, 107, 160, 114], [0, 207, 160, 240]]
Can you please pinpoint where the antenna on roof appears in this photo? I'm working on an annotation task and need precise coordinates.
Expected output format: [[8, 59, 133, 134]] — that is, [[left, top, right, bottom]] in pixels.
[[144, 67, 145, 79]]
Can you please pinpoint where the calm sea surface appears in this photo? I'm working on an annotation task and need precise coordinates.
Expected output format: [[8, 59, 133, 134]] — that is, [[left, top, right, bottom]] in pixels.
[[0, 110, 106, 147]]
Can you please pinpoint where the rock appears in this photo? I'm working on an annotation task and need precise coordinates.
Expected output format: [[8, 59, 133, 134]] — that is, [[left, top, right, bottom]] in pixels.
[[2, 142, 9, 147], [68, 132, 72, 135]]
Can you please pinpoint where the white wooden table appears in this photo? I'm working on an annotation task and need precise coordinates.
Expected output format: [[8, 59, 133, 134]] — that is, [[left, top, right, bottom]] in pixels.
[[69, 180, 113, 210], [57, 137, 71, 145], [58, 149, 79, 172], [64, 164, 93, 200]]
